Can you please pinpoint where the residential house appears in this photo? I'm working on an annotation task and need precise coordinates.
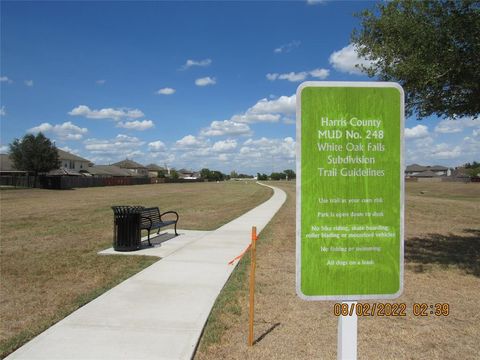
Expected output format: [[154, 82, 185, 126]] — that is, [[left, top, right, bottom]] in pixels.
[[112, 159, 149, 177], [145, 164, 166, 178], [1, 150, 91, 176], [405, 164, 450, 178], [86, 165, 135, 177], [56, 149, 92, 174], [0, 154, 28, 175], [177, 169, 200, 180]]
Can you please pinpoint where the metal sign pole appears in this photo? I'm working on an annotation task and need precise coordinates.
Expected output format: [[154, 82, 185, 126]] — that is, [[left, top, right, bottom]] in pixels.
[[337, 301, 357, 360]]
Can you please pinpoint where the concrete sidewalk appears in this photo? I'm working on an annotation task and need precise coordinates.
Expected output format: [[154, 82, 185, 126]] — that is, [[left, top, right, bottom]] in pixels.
[[7, 183, 286, 360]]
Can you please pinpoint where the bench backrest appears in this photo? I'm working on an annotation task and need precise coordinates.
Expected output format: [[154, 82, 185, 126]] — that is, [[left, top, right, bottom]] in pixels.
[[140, 207, 161, 227]]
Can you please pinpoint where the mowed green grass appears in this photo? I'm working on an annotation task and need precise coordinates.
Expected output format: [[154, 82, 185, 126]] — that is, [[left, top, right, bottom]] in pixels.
[[0, 181, 272, 358]]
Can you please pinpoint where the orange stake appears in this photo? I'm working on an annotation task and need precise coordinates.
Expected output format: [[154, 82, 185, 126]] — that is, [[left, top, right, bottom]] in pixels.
[[248, 226, 257, 346]]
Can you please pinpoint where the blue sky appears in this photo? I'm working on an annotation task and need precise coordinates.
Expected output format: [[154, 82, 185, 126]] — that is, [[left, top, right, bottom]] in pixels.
[[1, 1, 478, 174]]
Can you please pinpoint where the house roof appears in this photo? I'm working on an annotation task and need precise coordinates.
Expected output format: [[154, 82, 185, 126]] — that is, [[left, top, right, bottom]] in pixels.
[[48, 168, 83, 176], [57, 149, 91, 163], [452, 167, 471, 178], [405, 164, 427, 172], [430, 165, 448, 171], [145, 163, 165, 171], [87, 165, 134, 177], [112, 159, 146, 169], [414, 170, 440, 177], [0, 154, 16, 172], [0, 153, 29, 173], [178, 168, 194, 174]]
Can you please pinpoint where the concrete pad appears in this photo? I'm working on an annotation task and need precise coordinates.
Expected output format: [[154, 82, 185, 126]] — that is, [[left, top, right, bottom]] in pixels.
[[6, 183, 286, 360], [98, 229, 211, 258]]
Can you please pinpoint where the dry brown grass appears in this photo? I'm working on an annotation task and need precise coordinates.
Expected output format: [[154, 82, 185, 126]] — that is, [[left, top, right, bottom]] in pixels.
[[0, 181, 272, 358], [196, 181, 480, 360]]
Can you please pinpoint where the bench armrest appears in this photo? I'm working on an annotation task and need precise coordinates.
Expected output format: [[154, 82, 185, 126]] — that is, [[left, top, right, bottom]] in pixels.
[[159, 211, 179, 223], [141, 216, 153, 228]]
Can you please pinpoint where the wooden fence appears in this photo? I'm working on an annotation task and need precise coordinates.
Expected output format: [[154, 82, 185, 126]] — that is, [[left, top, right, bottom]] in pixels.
[[1, 175, 206, 189]]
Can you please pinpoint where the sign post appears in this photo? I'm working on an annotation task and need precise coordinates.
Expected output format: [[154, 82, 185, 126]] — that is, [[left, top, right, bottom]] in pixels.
[[296, 82, 404, 358]]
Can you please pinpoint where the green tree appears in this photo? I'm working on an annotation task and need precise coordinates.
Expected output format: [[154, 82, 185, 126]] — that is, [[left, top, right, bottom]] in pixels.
[[464, 161, 480, 177], [9, 132, 60, 187], [257, 173, 268, 181], [170, 169, 179, 180], [230, 170, 238, 178], [200, 168, 212, 180], [211, 170, 225, 181], [283, 169, 296, 180], [270, 172, 286, 181], [352, 0, 480, 119]]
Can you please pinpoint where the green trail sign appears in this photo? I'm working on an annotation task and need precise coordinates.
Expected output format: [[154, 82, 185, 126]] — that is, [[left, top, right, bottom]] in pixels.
[[296, 82, 404, 300]]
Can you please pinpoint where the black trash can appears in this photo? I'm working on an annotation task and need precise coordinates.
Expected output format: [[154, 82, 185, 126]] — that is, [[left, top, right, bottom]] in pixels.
[[111, 206, 144, 251]]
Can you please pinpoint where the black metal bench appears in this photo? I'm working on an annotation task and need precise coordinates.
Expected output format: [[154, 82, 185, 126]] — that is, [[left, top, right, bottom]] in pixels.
[[140, 207, 179, 246]]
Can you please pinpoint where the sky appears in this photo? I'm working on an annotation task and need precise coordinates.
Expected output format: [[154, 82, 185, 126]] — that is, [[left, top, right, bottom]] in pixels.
[[1, 1, 479, 174]]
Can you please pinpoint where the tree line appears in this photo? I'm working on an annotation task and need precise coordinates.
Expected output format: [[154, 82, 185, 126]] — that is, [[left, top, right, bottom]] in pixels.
[[257, 169, 296, 181]]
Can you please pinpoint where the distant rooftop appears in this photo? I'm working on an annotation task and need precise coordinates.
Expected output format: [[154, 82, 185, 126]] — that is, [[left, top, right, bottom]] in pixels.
[[415, 170, 441, 177], [57, 149, 91, 163], [87, 165, 134, 177], [0, 154, 26, 173], [145, 164, 165, 171], [112, 159, 146, 169]]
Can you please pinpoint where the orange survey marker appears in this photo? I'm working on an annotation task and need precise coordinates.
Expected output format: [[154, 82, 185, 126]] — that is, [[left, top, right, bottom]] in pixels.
[[248, 226, 257, 346], [226, 226, 258, 346], [227, 226, 258, 265]]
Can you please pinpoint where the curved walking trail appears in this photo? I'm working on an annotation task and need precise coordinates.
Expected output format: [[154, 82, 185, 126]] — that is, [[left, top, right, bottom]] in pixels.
[[7, 183, 286, 360]]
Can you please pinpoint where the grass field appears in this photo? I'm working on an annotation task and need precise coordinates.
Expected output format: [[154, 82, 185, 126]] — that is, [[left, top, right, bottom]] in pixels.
[[196, 181, 480, 360], [0, 181, 272, 358]]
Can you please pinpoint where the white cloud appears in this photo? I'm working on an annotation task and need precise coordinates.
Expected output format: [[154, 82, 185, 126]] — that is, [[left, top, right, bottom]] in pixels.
[[434, 117, 480, 134], [231, 113, 280, 123], [212, 139, 237, 152], [247, 95, 296, 116], [96, 80, 106, 85], [226, 95, 296, 125], [156, 87, 176, 95], [405, 124, 429, 139], [59, 146, 81, 155], [182, 58, 212, 70], [274, 40, 301, 54], [24, 80, 34, 87], [430, 143, 462, 160], [0, 76, 13, 84], [28, 121, 88, 141], [329, 44, 373, 75], [238, 137, 296, 168], [405, 124, 480, 166], [148, 140, 166, 152], [200, 120, 252, 137], [266, 72, 307, 82], [116, 120, 154, 131], [218, 154, 229, 162], [0, 106, 5, 116], [195, 77, 216, 87], [0, 145, 10, 153], [69, 105, 144, 120], [172, 135, 297, 174], [84, 134, 145, 157], [175, 135, 207, 149], [267, 68, 329, 82], [310, 68, 330, 79], [307, 0, 327, 5]]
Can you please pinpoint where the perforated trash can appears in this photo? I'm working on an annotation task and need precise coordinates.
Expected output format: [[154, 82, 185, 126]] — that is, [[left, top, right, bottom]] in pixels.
[[111, 206, 144, 251]]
